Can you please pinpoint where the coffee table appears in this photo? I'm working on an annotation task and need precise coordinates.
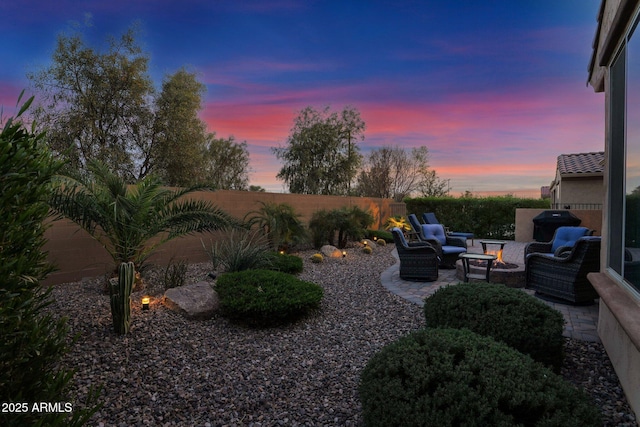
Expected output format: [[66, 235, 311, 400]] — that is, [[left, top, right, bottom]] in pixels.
[[459, 253, 497, 283]]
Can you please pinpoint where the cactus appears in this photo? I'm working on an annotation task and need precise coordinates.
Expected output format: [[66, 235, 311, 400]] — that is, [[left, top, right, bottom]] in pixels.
[[109, 261, 135, 335], [310, 253, 324, 263]]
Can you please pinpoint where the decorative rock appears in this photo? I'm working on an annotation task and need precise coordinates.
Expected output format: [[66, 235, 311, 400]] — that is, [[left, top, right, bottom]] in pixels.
[[163, 282, 219, 320], [321, 245, 343, 258]]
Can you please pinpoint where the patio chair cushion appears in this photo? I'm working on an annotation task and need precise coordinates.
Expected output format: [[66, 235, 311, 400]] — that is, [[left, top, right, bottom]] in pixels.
[[550, 227, 592, 253], [421, 223, 447, 245]]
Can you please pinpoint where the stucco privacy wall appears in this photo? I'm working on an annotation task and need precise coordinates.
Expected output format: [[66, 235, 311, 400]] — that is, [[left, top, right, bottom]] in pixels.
[[42, 190, 403, 285], [514, 209, 602, 242]]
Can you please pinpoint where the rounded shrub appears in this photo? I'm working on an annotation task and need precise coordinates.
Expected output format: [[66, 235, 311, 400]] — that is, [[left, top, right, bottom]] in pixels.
[[216, 269, 323, 326], [362, 245, 373, 254], [376, 238, 387, 246], [367, 229, 393, 243], [266, 252, 303, 274], [359, 328, 601, 427], [310, 253, 323, 263], [423, 283, 564, 371]]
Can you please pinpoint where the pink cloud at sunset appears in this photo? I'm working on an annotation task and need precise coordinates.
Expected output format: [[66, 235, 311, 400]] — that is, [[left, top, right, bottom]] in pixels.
[[0, 0, 604, 196]]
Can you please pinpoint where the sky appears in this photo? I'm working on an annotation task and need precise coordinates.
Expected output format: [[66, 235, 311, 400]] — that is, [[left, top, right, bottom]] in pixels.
[[0, 0, 604, 197]]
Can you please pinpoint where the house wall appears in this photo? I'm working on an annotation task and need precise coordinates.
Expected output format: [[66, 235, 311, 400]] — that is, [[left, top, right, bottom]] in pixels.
[[588, 0, 640, 417], [514, 209, 602, 242], [556, 176, 604, 207], [42, 190, 402, 285]]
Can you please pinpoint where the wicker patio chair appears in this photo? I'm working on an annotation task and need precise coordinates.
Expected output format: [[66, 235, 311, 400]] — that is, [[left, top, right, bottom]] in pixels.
[[422, 212, 475, 244], [391, 227, 439, 281], [524, 226, 593, 260], [525, 236, 601, 305], [416, 223, 466, 267]]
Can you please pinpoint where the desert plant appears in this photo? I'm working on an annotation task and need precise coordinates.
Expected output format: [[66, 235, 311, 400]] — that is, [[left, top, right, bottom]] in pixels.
[[309, 206, 374, 248], [376, 238, 387, 246], [0, 93, 100, 426], [202, 230, 273, 273], [384, 215, 412, 232], [265, 251, 304, 274], [311, 253, 324, 263], [244, 201, 308, 251], [216, 269, 323, 326], [48, 160, 238, 272], [359, 328, 601, 427], [109, 262, 135, 335], [423, 283, 565, 371], [363, 245, 373, 254], [163, 257, 189, 289]]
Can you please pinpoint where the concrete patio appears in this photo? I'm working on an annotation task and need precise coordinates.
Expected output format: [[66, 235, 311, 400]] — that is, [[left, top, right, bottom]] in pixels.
[[381, 240, 600, 342]]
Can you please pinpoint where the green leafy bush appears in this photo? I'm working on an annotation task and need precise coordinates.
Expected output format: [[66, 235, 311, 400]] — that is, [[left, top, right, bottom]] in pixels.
[[359, 328, 601, 427], [216, 270, 323, 326], [366, 229, 393, 243], [244, 201, 308, 251], [265, 251, 303, 274], [423, 283, 565, 371], [0, 94, 99, 426], [405, 196, 549, 239], [309, 206, 374, 248]]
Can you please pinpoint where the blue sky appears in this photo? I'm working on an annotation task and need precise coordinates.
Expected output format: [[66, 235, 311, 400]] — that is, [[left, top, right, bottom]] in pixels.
[[0, 0, 603, 196]]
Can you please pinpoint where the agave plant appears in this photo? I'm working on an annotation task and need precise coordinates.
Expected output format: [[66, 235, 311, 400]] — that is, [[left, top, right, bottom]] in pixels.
[[48, 160, 239, 271]]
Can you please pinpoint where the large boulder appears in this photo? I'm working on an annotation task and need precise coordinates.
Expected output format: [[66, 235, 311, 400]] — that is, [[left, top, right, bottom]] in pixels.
[[163, 282, 219, 320], [321, 245, 343, 258]]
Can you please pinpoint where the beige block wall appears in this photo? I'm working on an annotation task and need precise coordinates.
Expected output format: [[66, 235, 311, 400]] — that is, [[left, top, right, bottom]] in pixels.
[[515, 209, 602, 242], [42, 190, 401, 285], [559, 177, 604, 206]]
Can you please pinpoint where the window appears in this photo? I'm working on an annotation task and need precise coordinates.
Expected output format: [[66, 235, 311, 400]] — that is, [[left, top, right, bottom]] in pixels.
[[609, 17, 640, 297]]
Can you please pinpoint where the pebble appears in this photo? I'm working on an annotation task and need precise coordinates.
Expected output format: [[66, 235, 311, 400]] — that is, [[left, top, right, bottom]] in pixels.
[[48, 244, 637, 426]]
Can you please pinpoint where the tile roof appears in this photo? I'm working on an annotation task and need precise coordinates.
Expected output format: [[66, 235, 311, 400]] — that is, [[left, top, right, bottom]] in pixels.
[[557, 151, 604, 175]]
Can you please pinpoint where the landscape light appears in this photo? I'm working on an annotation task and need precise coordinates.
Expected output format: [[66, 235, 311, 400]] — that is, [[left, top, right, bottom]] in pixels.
[[342, 251, 347, 258], [141, 296, 150, 310]]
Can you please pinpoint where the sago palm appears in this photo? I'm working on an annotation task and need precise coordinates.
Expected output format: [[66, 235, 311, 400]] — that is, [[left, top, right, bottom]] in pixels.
[[49, 161, 239, 270]]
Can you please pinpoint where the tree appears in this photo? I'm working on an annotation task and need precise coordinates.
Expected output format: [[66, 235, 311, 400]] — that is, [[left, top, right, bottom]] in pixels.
[[356, 145, 448, 201], [203, 134, 250, 190], [0, 94, 99, 426], [273, 106, 365, 195], [244, 202, 308, 252], [29, 26, 154, 180], [152, 68, 208, 186], [48, 160, 239, 272]]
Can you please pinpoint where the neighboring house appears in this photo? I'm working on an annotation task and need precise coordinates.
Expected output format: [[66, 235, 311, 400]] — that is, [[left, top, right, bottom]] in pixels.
[[588, 0, 640, 416], [549, 152, 604, 209]]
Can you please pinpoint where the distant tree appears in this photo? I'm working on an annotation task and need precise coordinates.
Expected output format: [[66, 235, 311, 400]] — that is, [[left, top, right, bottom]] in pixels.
[[249, 185, 266, 192], [28, 26, 154, 180], [417, 169, 449, 197], [203, 134, 250, 190], [273, 106, 364, 195], [356, 145, 447, 201], [152, 68, 208, 186], [28, 25, 220, 184]]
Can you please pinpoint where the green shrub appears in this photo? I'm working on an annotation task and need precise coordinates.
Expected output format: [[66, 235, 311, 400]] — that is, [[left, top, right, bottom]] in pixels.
[[265, 251, 303, 274], [202, 231, 273, 273], [310, 253, 323, 263], [216, 270, 323, 326], [359, 328, 601, 427], [366, 229, 393, 243], [309, 206, 374, 248], [244, 201, 308, 251], [423, 283, 565, 371], [0, 94, 99, 426]]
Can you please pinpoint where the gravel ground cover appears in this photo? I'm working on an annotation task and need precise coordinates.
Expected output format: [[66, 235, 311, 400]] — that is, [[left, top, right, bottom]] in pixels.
[[49, 244, 637, 426]]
